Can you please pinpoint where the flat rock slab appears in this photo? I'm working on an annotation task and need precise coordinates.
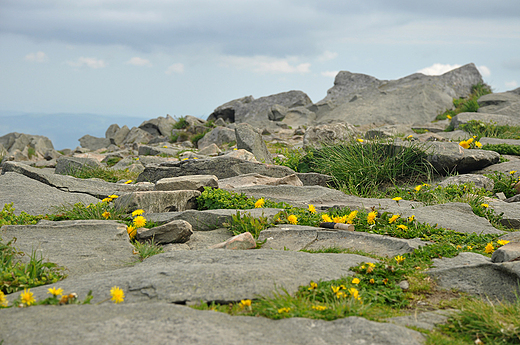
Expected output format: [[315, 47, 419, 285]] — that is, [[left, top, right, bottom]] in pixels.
[[385, 202, 504, 235], [0, 303, 424, 345], [259, 225, 429, 257], [0, 220, 136, 277], [386, 309, 458, 331], [0, 172, 100, 216], [427, 252, 520, 302], [474, 160, 520, 175], [146, 208, 283, 231], [6, 250, 377, 305], [488, 200, 520, 229], [232, 185, 422, 210]]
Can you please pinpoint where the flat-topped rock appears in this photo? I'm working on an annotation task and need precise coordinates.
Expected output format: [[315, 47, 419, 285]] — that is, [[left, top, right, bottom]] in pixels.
[[451, 112, 520, 129]]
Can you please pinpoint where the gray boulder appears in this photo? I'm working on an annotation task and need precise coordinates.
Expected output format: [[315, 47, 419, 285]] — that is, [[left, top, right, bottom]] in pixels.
[[492, 242, 520, 263], [478, 87, 520, 117], [112, 125, 131, 146], [197, 126, 236, 149], [267, 104, 287, 121], [136, 219, 193, 244], [78, 134, 111, 151], [155, 175, 218, 192], [312, 63, 483, 126], [0, 220, 135, 277], [0, 132, 54, 161], [235, 123, 274, 164], [122, 127, 154, 145], [105, 123, 120, 141], [55, 156, 103, 175], [114, 190, 200, 213], [139, 114, 176, 137], [283, 106, 317, 128]]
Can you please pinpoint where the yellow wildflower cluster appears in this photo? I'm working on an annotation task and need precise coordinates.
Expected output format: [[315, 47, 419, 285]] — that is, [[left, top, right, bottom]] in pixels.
[[287, 215, 298, 225], [459, 137, 482, 149], [278, 307, 291, 313], [239, 299, 252, 308], [254, 198, 265, 208], [128, 209, 146, 239], [322, 214, 332, 223], [102, 194, 119, 203], [485, 242, 495, 254], [0, 291, 8, 307], [312, 305, 327, 311]]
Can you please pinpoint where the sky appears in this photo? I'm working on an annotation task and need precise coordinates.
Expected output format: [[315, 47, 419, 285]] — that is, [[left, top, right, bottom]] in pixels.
[[1, 0, 520, 121]]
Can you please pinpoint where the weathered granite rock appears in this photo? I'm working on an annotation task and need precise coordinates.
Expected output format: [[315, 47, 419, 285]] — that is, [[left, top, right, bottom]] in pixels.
[[219, 173, 303, 189], [114, 190, 200, 213], [235, 123, 274, 164], [136, 156, 298, 183], [491, 242, 520, 263], [0, 303, 424, 345], [136, 219, 193, 244], [55, 156, 103, 175], [437, 174, 494, 191], [267, 104, 287, 121], [145, 208, 283, 231], [258, 225, 429, 257], [0, 220, 135, 277], [78, 134, 111, 151], [451, 112, 520, 129], [208, 231, 256, 250], [6, 250, 378, 305], [207, 95, 254, 123], [427, 252, 520, 302], [138, 114, 176, 137], [198, 143, 221, 156], [478, 88, 520, 117], [0, 132, 54, 156], [488, 201, 520, 229], [155, 175, 218, 192], [385, 202, 504, 235], [197, 126, 236, 149], [111, 125, 131, 146], [122, 127, 154, 145], [0, 172, 100, 215], [302, 123, 359, 148], [283, 106, 317, 128], [164, 228, 232, 250]]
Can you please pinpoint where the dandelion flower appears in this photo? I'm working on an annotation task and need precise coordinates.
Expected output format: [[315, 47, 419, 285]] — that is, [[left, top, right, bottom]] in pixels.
[[447, 115, 452, 120], [497, 240, 510, 246], [336, 291, 346, 298], [356, 138, 364, 143], [102, 197, 112, 203], [407, 134, 413, 139], [239, 299, 251, 308], [369, 279, 375, 284], [395, 255, 405, 264], [510, 170, 517, 175], [0, 291, 7, 307], [322, 214, 332, 223], [312, 305, 327, 311], [124, 180, 133, 184], [108, 195, 119, 199], [21, 288, 35, 306], [333, 215, 347, 223], [331, 285, 340, 293], [481, 203, 489, 208], [278, 307, 291, 313], [367, 262, 375, 268], [459, 140, 470, 149], [110, 286, 125, 304], [396, 224, 408, 230], [102, 211, 111, 219], [308, 204, 316, 214], [254, 198, 265, 208], [287, 215, 298, 225], [392, 197, 402, 202], [467, 137, 474, 145], [414, 185, 422, 192], [467, 246, 473, 250], [348, 288, 359, 299], [163, 146, 168, 148], [133, 216, 147, 228], [346, 210, 358, 224], [388, 214, 400, 224], [308, 282, 318, 290], [132, 209, 145, 217], [484, 242, 494, 254], [47, 287, 63, 297], [127, 225, 136, 239], [352, 278, 360, 285], [408, 215, 415, 222], [475, 141, 482, 148], [367, 211, 377, 225]]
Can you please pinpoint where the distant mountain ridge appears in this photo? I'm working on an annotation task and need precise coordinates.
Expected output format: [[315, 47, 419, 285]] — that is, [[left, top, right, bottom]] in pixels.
[[0, 112, 157, 150]]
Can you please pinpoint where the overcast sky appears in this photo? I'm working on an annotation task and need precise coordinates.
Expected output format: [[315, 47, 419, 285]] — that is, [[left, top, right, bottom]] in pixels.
[[1, 0, 519, 120]]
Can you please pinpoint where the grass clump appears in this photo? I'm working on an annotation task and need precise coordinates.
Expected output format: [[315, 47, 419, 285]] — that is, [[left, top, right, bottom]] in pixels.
[[172, 116, 188, 130], [482, 143, 520, 156], [65, 165, 140, 183], [132, 239, 164, 261], [460, 120, 520, 140], [436, 82, 492, 121]]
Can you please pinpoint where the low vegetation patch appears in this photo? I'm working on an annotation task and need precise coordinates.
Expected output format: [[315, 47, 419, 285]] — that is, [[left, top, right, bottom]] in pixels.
[[65, 165, 140, 183], [460, 120, 520, 140], [436, 82, 492, 121], [482, 143, 520, 156]]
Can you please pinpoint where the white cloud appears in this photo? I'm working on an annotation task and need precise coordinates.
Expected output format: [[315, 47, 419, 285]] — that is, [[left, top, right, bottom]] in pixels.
[[418, 63, 462, 75], [127, 57, 152, 67], [165, 63, 184, 74], [66, 57, 106, 69], [505, 80, 518, 88], [222, 56, 311, 74], [477, 65, 491, 77], [24, 51, 47, 62], [318, 51, 338, 62], [321, 71, 339, 78]]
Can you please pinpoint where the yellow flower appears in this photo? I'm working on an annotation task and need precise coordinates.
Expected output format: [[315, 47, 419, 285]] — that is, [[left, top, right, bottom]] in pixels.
[[110, 286, 125, 304], [510, 170, 517, 175], [336, 291, 346, 298], [392, 197, 402, 202], [287, 215, 298, 225], [382, 278, 388, 285], [484, 242, 495, 254], [369, 278, 375, 284], [352, 278, 360, 284], [407, 134, 413, 139], [346, 210, 358, 224], [456, 245, 462, 249], [21, 288, 35, 306], [459, 140, 470, 149], [497, 240, 510, 246], [308, 204, 316, 214], [367, 211, 377, 225], [108, 195, 119, 199], [414, 185, 422, 192], [408, 215, 415, 222], [332, 215, 347, 223], [132, 209, 145, 217], [481, 203, 489, 208], [331, 285, 340, 293], [182, 158, 188, 161], [47, 287, 63, 297], [278, 307, 291, 313], [133, 216, 147, 228], [388, 214, 400, 224], [163, 145, 168, 148], [312, 305, 327, 311], [124, 180, 132, 184], [102, 211, 111, 219], [239, 299, 251, 308], [395, 255, 405, 264], [127, 225, 136, 239], [467, 246, 473, 250], [348, 288, 359, 299], [447, 114, 452, 119], [475, 141, 482, 148], [322, 214, 332, 223], [396, 224, 408, 230], [356, 138, 364, 143], [102, 197, 112, 203], [0, 291, 8, 307], [467, 137, 474, 145], [308, 282, 318, 290], [367, 262, 375, 268], [254, 198, 265, 208]]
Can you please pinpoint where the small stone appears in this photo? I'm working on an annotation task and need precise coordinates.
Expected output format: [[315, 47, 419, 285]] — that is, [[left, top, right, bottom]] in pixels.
[[136, 220, 193, 244], [398, 280, 410, 290], [496, 192, 507, 200], [209, 232, 256, 250]]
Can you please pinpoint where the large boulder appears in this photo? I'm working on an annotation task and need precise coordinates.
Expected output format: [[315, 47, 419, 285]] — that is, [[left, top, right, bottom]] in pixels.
[[312, 63, 483, 126], [235, 123, 273, 164], [139, 114, 177, 137], [0, 132, 54, 161], [478, 87, 520, 117], [78, 134, 111, 151]]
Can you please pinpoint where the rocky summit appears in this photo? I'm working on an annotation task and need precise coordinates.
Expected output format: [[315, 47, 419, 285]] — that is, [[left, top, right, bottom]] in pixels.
[[2, 63, 520, 344]]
